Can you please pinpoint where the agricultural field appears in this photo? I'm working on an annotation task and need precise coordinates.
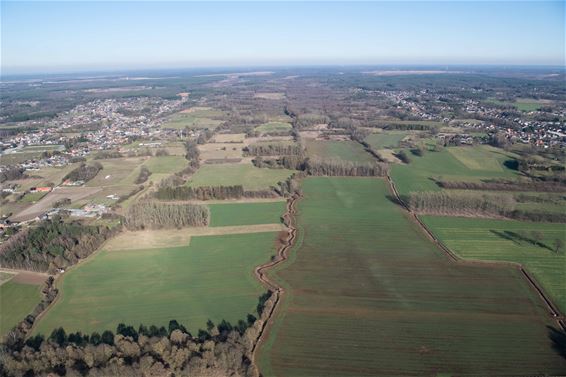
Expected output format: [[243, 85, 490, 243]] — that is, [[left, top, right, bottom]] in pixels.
[[161, 108, 224, 129], [420, 216, 566, 313], [208, 201, 285, 227], [1, 279, 42, 336], [187, 164, 294, 191], [258, 177, 565, 376], [487, 98, 550, 112], [364, 131, 407, 149], [305, 140, 375, 163], [254, 122, 292, 134], [390, 145, 519, 196], [34, 232, 278, 335], [198, 143, 243, 162]]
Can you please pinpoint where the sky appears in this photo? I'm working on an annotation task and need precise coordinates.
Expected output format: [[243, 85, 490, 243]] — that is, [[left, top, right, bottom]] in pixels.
[[1, 1, 564, 74]]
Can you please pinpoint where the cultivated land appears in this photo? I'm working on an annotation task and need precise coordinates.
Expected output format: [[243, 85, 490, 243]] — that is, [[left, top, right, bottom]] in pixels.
[[208, 201, 285, 227], [305, 140, 375, 163], [161, 109, 223, 129], [34, 232, 278, 335], [420, 216, 566, 313], [255, 122, 292, 134], [0, 280, 42, 336], [187, 164, 294, 191], [258, 177, 566, 376], [364, 131, 407, 149], [390, 145, 519, 196]]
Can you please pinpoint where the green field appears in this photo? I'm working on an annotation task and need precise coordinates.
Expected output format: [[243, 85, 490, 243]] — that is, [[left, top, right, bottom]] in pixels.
[[255, 122, 292, 133], [420, 216, 566, 313], [364, 131, 407, 149], [306, 140, 375, 163], [209, 201, 285, 227], [188, 164, 294, 191], [390, 145, 519, 196], [162, 109, 223, 129], [257, 177, 566, 376], [487, 99, 545, 112], [34, 232, 277, 335], [1, 281, 42, 336]]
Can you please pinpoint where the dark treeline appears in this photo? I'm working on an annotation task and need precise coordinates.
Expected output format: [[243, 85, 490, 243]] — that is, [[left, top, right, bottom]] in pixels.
[[0, 218, 119, 273], [306, 159, 388, 177], [184, 140, 200, 170], [63, 162, 103, 183], [407, 191, 515, 217], [0, 167, 27, 183], [407, 191, 566, 222], [134, 166, 152, 184], [93, 150, 123, 160], [155, 185, 245, 201], [383, 123, 440, 131], [2, 292, 278, 377], [436, 179, 566, 193], [124, 201, 209, 230], [243, 143, 302, 157]]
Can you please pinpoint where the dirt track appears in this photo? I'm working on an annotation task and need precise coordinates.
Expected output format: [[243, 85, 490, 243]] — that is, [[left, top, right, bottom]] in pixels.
[[386, 174, 566, 330]]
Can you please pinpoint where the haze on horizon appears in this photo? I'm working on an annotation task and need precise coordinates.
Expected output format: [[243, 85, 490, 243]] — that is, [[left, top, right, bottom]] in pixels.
[[1, 1, 564, 75]]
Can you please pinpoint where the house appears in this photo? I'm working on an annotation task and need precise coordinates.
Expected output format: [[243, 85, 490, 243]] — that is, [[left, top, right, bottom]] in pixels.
[[30, 187, 52, 193]]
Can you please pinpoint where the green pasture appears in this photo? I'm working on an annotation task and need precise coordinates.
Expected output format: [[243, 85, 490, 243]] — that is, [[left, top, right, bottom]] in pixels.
[[34, 232, 277, 335], [254, 122, 292, 134], [1, 281, 42, 337], [209, 201, 285, 227], [161, 109, 223, 130], [305, 140, 375, 163], [421, 216, 566, 313], [390, 145, 519, 196], [187, 164, 294, 191], [364, 131, 407, 149], [257, 177, 566, 376]]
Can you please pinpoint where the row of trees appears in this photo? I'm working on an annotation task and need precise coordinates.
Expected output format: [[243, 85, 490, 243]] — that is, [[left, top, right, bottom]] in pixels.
[[406, 191, 566, 222], [436, 179, 566, 193], [184, 140, 200, 169], [124, 201, 209, 230], [243, 143, 302, 157], [155, 185, 245, 201], [406, 191, 515, 217], [306, 159, 388, 177], [0, 167, 26, 183], [134, 166, 151, 184], [0, 218, 119, 273], [63, 162, 103, 183], [2, 291, 278, 377]]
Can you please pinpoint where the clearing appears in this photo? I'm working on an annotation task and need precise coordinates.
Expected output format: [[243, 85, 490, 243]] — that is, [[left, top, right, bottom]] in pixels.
[[209, 201, 285, 227], [255, 122, 292, 134], [305, 140, 374, 163], [33, 232, 279, 335], [365, 131, 408, 149], [187, 164, 294, 191], [257, 177, 566, 376]]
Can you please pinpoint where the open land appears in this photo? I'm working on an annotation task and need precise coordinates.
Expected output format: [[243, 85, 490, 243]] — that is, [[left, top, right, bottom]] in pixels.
[[390, 145, 519, 196], [1, 280, 42, 336], [305, 140, 375, 163], [187, 164, 294, 191], [34, 232, 279, 335], [257, 177, 566, 376], [420, 216, 566, 313]]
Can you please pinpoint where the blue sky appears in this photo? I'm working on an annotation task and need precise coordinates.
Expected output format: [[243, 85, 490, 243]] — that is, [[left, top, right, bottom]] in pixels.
[[1, 1, 564, 73]]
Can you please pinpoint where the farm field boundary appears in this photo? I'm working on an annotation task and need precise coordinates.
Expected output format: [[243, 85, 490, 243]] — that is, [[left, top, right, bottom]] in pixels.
[[387, 174, 566, 330]]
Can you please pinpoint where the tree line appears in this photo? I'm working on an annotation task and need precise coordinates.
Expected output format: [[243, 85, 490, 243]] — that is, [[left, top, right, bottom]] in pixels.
[[134, 166, 151, 184], [436, 179, 566, 193], [2, 292, 277, 377], [406, 191, 566, 223], [63, 162, 103, 183], [0, 218, 119, 273], [0, 167, 27, 183], [243, 143, 302, 157], [124, 201, 209, 230], [305, 159, 387, 177]]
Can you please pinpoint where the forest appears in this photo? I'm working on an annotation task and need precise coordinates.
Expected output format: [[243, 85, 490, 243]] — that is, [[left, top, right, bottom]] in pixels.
[[124, 201, 209, 230], [0, 218, 119, 273]]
